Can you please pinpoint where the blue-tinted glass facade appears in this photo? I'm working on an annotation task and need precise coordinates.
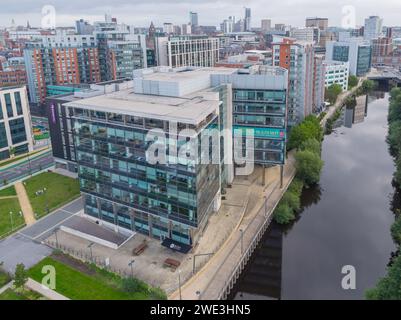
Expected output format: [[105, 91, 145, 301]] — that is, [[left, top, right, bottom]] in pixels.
[[14, 92, 23, 116], [9, 118, 27, 144], [233, 89, 287, 164], [356, 46, 372, 76], [4, 93, 13, 118], [73, 108, 220, 245]]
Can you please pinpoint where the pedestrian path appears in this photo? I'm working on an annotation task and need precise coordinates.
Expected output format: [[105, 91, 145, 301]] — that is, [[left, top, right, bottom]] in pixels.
[[14, 182, 36, 226], [25, 278, 69, 300], [0, 281, 13, 295]]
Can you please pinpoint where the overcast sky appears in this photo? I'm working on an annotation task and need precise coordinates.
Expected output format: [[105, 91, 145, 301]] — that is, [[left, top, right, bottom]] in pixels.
[[0, 0, 400, 29]]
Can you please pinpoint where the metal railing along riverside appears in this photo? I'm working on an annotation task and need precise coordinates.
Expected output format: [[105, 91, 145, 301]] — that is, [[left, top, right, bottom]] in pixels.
[[201, 165, 296, 300]]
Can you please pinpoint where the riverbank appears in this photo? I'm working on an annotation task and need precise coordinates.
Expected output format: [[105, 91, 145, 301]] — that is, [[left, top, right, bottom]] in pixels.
[[366, 87, 401, 300]]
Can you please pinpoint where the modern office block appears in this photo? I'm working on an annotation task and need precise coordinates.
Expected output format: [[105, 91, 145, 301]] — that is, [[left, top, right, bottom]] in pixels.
[[323, 60, 349, 91], [0, 86, 34, 161], [326, 39, 372, 76], [53, 65, 288, 247], [155, 35, 219, 68]]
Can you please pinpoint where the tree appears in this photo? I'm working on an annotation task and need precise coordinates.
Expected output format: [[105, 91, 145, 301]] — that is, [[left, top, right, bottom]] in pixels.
[[387, 120, 401, 156], [348, 75, 358, 89], [274, 203, 295, 224], [288, 116, 323, 150], [325, 84, 343, 105], [300, 138, 321, 155], [361, 79, 376, 94], [295, 150, 324, 186], [345, 95, 357, 108], [366, 254, 401, 300], [14, 263, 28, 289], [391, 215, 401, 245]]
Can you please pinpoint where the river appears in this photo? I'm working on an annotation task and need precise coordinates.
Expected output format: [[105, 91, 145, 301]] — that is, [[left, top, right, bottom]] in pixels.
[[230, 91, 401, 300]]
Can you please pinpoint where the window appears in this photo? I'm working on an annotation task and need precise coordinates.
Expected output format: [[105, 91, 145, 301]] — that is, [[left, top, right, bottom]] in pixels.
[[0, 123, 8, 148], [9, 118, 27, 144], [14, 92, 23, 115], [4, 93, 13, 118]]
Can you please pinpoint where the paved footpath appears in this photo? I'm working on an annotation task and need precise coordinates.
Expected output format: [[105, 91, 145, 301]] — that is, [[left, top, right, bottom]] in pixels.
[[169, 154, 296, 300], [0, 281, 13, 295], [25, 278, 69, 300], [14, 181, 36, 226]]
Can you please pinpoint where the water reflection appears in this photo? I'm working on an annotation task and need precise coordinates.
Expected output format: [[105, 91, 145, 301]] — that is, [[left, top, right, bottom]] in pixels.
[[231, 92, 401, 300]]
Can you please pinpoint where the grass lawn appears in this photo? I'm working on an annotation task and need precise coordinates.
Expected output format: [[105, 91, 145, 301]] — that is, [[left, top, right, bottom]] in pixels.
[[24, 172, 80, 218], [28, 255, 166, 300], [0, 198, 25, 238], [0, 288, 44, 300], [0, 186, 16, 197], [0, 270, 11, 287]]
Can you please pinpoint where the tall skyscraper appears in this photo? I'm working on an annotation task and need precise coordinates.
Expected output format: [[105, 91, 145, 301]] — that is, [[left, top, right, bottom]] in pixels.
[[190, 12, 198, 28], [244, 7, 251, 32], [364, 16, 383, 41]]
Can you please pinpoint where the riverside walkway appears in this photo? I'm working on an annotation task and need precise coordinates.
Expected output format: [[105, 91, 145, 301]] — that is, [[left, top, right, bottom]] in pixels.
[[169, 154, 296, 300]]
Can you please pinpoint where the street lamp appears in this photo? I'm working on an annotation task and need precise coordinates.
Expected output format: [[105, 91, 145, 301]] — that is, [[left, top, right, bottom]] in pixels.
[[9, 211, 14, 231], [88, 242, 94, 261], [43, 187, 49, 214], [178, 270, 182, 300], [240, 229, 244, 255], [128, 259, 135, 278]]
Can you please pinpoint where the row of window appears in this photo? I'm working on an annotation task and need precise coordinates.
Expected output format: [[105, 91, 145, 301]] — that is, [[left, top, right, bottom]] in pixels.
[[0, 91, 23, 120]]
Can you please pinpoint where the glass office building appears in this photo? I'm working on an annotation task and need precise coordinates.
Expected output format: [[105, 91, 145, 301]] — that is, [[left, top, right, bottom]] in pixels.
[[66, 69, 231, 247], [232, 88, 287, 164]]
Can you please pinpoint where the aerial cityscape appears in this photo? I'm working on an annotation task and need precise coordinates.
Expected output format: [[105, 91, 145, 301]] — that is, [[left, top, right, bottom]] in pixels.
[[0, 0, 401, 307]]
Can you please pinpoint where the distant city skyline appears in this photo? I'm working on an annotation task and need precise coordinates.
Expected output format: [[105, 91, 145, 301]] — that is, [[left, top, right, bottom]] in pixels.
[[0, 0, 400, 29]]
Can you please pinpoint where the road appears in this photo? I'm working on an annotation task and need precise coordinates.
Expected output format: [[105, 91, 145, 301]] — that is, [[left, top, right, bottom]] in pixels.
[[0, 197, 83, 274], [0, 151, 54, 184]]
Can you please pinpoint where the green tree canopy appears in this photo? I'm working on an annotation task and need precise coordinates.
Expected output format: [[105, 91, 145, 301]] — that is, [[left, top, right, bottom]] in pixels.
[[14, 263, 28, 289], [361, 79, 377, 94], [288, 116, 323, 150], [300, 138, 321, 155], [325, 84, 343, 104], [391, 215, 401, 245], [273, 203, 295, 224], [348, 75, 358, 88], [366, 254, 401, 300], [295, 150, 324, 186]]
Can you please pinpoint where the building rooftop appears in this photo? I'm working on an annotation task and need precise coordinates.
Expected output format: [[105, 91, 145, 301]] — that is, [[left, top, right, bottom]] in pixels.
[[64, 88, 220, 125]]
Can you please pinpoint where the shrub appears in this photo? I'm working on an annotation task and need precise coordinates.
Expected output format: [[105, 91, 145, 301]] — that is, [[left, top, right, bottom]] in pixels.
[[274, 203, 295, 224]]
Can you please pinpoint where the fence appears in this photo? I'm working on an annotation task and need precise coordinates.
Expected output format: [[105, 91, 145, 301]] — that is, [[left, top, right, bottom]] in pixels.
[[44, 239, 132, 279], [201, 165, 296, 300]]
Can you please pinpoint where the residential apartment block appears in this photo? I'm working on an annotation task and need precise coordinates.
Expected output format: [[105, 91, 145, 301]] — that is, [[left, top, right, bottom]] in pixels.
[[272, 37, 318, 125]]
